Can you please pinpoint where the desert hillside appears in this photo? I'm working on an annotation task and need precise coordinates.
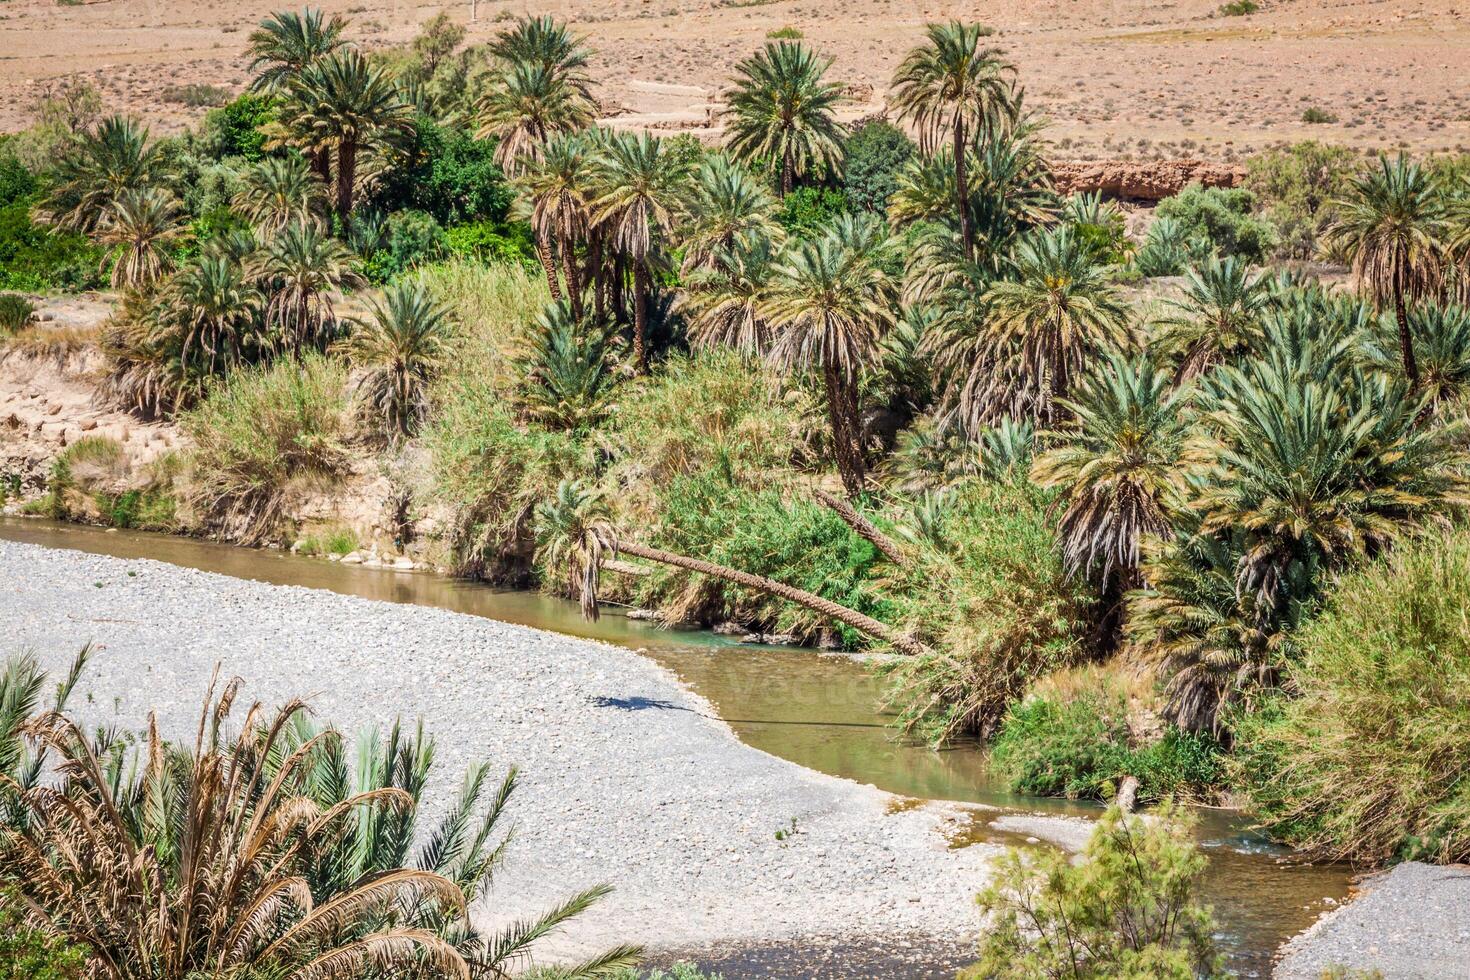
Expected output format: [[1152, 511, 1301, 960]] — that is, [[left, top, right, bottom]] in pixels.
[[2, 0, 1467, 158]]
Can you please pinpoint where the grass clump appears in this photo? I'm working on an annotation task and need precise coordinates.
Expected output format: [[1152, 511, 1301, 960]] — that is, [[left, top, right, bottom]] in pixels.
[[972, 804, 1224, 979], [766, 26, 802, 39], [1233, 531, 1470, 864], [0, 293, 34, 334], [296, 526, 360, 557], [181, 353, 349, 544], [990, 666, 1223, 803], [1301, 106, 1338, 125]]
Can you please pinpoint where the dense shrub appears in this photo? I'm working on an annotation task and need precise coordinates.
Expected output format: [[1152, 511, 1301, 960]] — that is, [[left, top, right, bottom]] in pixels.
[[990, 667, 1223, 803], [0, 199, 102, 291], [776, 186, 850, 237], [973, 805, 1224, 979], [842, 119, 916, 213], [881, 480, 1091, 743], [0, 292, 34, 334], [369, 117, 512, 225], [197, 93, 276, 162], [0, 153, 38, 206], [364, 209, 447, 282], [181, 353, 349, 544], [1152, 184, 1277, 264], [1244, 142, 1358, 260], [1234, 532, 1470, 863], [0, 892, 86, 980], [445, 219, 536, 266]]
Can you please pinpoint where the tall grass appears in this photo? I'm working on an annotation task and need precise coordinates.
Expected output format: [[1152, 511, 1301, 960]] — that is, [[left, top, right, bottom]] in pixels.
[[1234, 530, 1470, 863], [181, 353, 349, 544], [417, 258, 549, 394]]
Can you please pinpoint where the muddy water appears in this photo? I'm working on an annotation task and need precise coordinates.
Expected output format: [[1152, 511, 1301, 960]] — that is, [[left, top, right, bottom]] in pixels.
[[0, 518, 1350, 976]]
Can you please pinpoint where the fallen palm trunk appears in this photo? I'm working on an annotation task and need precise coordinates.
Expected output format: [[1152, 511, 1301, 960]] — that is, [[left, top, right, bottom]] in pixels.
[[613, 539, 932, 657], [811, 487, 909, 568]]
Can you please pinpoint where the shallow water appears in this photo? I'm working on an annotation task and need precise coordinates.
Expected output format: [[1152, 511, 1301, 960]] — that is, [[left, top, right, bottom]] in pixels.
[[0, 517, 1351, 976]]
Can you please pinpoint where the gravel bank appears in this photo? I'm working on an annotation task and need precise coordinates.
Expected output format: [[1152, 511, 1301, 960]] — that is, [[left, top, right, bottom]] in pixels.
[[1275, 862, 1470, 979], [1, 539, 996, 962]]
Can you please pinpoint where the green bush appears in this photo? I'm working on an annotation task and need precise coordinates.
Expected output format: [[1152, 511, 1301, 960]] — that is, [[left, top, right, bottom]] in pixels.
[[973, 804, 1224, 979], [198, 93, 276, 162], [775, 185, 850, 237], [1152, 184, 1277, 264], [990, 668, 1223, 802], [1134, 217, 1191, 277], [0, 891, 86, 980], [370, 117, 512, 225], [1234, 531, 1470, 863], [843, 119, 916, 214], [181, 353, 349, 544], [0, 293, 34, 334], [0, 154, 38, 207], [613, 967, 723, 980], [0, 200, 103, 292], [365, 209, 447, 283], [1219, 0, 1259, 14], [1244, 141, 1358, 260], [445, 219, 536, 266]]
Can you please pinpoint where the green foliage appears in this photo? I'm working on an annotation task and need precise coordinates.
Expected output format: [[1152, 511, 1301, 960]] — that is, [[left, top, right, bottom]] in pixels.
[[1153, 183, 1277, 264], [181, 353, 349, 544], [0, 154, 38, 207], [612, 967, 722, 980], [974, 804, 1224, 979], [0, 199, 103, 291], [1244, 142, 1358, 259], [370, 117, 512, 225], [445, 219, 537, 266], [1301, 106, 1338, 125], [295, 525, 360, 557], [842, 119, 916, 214], [766, 26, 802, 40], [0, 293, 35, 334], [513, 301, 623, 431], [991, 669, 1223, 803], [365, 209, 447, 283], [1219, 0, 1260, 14], [774, 185, 850, 237], [1234, 531, 1470, 863], [881, 480, 1090, 742], [0, 892, 86, 980], [198, 93, 276, 162]]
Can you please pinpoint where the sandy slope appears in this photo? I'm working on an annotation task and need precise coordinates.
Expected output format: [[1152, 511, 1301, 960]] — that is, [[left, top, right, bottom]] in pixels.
[[1, 0, 1467, 160]]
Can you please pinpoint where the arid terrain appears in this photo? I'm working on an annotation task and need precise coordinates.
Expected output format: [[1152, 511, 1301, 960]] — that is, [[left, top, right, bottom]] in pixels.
[[2, 0, 1467, 159]]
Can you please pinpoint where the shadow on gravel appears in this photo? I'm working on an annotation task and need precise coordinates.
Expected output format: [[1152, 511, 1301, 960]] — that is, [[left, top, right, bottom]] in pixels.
[[590, 694, 692, 712]]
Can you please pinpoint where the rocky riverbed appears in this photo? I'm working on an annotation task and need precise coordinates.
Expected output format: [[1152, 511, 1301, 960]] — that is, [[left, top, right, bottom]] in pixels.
[[1, 538, 998, 967]]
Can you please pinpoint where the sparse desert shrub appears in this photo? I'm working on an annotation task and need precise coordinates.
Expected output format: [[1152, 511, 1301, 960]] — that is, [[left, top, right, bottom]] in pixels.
[[0, 293, 34, 334], [1218, 0, 1260, 15], [1234, 531, 1470, 863], [881, 480, 1091, 743], [181, 352, 349, 544], [973, 804, 1224, 979], [1300, 106, 1338, 125], [160, 83, 232, 107], [990, 666, 1223, 803], [1152, 184, 1277, 264], [766, 26, 802, 39]]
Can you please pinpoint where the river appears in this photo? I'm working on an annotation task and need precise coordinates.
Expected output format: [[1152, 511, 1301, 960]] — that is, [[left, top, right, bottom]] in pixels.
[[0, 517, 1351, 977]]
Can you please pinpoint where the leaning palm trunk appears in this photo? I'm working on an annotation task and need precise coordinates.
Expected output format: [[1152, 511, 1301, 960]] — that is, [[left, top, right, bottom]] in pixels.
[[614, 540, 930, 656], [536, 233, 563, 301], [812, 487, 908, 566], [822, 357, 867, 494]]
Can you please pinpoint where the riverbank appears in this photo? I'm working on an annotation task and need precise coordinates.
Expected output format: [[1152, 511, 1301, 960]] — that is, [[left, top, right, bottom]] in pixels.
[[1, 537, 1001, 966]]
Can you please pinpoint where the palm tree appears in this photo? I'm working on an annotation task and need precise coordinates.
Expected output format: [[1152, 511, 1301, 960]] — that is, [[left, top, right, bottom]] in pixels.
[[1155, 255, 1273, 383], [891, 21, 1017, 262], [38, 116, 163, 233], [1, 671, 469, 980], [1322, 154, 1447, 388], [487, 14, 595, 93], [974, 225, 1132, 426], [1367, 302, 1470, 413], [169, 254, 265, 390], [679, 155, 782, 273], [684, 230, 780, 357], [342, 279, 454, 441], [534, 480, 929, 655], [254, 220, 362, 352], [96, 187, 185, 292], [513, 300, 621, 431], [763, 214, 897, 494], [477, 62, 595, 176], [246, 6, 347, 92], [289, 48, 413, 220], [589, 131, 690, 373], [234, 155, 329, 234], [516, 132, 595, 311], [722, 41, 846, 198]]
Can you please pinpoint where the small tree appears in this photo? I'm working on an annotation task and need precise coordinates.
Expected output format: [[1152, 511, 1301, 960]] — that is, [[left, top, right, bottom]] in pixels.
[[974, 804, 1225, 979]]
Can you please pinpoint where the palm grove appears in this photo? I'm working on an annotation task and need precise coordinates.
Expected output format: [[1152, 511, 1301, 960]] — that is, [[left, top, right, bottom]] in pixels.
[[6, 7, 1470, 878]]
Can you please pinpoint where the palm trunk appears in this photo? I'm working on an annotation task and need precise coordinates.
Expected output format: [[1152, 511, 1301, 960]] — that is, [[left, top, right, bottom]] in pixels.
[[781, 146, 794, 198], [536, 233, 562, 302], [615, 540, 930, 656], [611, 254, 626, 325], [590, 234, 606, 321], [953, 117, 971, 264], [561, 234, 583, 320], [311, 147, 332, 189], [823, 355, 866, 495], [811, 487, 907, 566], [632, 261, 650, 374], [1394, 272, 1419, 390], [336, 139, 357, 222]]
